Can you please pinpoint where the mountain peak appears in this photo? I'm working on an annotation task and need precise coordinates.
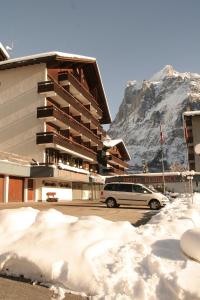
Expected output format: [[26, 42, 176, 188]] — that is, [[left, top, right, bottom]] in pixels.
[[150, 65, 175, 82]]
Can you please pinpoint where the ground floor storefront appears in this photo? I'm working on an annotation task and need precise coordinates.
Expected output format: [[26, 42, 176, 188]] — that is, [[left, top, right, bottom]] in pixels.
[[0, 176, 104, 203], [0, 158, 105, 203]]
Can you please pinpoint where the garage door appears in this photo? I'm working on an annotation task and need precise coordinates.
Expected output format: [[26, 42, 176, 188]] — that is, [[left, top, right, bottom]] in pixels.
[[28, 179, 34, 201], [0, 176, 4, 202], [9, 177, 24, 202]]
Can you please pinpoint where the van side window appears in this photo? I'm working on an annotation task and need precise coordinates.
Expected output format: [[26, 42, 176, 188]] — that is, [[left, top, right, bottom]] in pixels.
[[133, 185, 150, 193], [104, 184, 114, 191], [104, 184, 119, 191], [118, 184, 132, 192]]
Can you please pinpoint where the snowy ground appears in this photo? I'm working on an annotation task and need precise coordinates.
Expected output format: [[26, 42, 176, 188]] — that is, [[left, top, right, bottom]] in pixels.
[[0, 194, 200, 299]]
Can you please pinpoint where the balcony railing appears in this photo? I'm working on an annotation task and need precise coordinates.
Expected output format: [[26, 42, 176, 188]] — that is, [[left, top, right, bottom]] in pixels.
[[58, 72, 102, 118], [107, 154, 129, 168], [36, 131, 97, 162], [112, 167, 125, 175], [103, 166, 125, 175], [38, 80, 100, 129], [37, 105, 103, 147]]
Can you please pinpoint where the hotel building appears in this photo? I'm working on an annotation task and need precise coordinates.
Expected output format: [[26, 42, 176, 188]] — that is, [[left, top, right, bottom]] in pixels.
[[0, 45, 130, 202]]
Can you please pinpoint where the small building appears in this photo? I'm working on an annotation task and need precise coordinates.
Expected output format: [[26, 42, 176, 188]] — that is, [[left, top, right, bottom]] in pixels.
[[183, 111, 200, 171], [105, 172, 200, 193], [99, 139, 130, 175]]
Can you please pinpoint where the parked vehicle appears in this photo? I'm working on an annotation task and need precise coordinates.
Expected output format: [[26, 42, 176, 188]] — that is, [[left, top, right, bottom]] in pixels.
[[100, 182, 169, 210]]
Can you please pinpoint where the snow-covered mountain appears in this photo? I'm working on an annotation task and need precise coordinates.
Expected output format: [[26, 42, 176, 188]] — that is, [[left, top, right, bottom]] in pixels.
[[108, 65, 200, 171]]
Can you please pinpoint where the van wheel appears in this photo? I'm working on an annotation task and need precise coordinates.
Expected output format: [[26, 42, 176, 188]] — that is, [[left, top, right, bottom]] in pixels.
[[149, 199, 161, 210], [106, 198, 117, 208]]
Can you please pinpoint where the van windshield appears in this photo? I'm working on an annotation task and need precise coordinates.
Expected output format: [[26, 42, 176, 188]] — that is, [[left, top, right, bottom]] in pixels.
[[146, 185, 158, 193]]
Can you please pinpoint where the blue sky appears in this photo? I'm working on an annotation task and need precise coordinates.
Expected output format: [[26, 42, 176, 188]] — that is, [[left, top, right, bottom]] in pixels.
[[1, 0, 200, 120]]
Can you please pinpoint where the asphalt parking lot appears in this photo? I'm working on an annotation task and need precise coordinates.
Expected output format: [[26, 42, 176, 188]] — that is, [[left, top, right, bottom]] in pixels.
[[0, 200, 158, 299], [0, 200, 157, 226]]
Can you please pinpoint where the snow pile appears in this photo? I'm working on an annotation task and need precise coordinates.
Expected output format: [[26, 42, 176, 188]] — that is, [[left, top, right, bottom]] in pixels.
[[181, 228, 200, 262], [0, 195, 200, 299]]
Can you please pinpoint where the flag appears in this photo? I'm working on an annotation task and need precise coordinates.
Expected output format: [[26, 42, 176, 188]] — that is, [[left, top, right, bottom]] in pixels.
[[160, 123, 164, 144]]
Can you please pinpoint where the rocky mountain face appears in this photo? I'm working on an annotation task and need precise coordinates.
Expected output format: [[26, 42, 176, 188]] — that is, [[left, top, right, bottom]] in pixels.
[[108, 65, 200, 171]]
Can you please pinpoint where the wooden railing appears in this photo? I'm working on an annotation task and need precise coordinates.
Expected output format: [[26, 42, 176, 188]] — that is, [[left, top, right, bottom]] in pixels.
[[37, 105, 103, 147], [38, 80, 100, 129], [36, 131, 97, 162], [107, 154, 129, 168], [58, 72, 102, 118]]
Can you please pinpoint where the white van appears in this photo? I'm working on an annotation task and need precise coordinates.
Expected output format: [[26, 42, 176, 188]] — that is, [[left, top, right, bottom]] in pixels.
[[100, 182, 169, 210]]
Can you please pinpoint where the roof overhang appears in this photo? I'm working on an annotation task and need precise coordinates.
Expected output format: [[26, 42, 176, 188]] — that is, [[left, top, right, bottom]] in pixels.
[[183, 110, 200, 117]]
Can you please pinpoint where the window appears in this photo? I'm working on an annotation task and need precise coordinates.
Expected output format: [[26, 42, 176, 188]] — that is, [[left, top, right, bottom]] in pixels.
[[118, 184, 132, 192], [133, 185, 150, 194], [104, 184, 117, 191], [104, 184, 112, 191]]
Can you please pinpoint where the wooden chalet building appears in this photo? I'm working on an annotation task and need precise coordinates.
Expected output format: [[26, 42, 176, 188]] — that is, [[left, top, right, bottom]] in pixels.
[[0, 48, 130, 202], [99, 139, 130, 175]]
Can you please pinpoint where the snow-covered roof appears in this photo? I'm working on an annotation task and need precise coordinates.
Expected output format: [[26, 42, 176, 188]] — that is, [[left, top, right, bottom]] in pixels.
[[112, 171, 200, 177], [183, 110, 200, 117], [127, 171, 184, 176], [0, 42, 10, 60], [0, 51, 95, 66], [103, 139, 123, 148], [103, 139, 131, 160]]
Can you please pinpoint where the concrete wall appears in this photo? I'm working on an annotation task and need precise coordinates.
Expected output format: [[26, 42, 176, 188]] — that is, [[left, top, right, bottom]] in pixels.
[[72, 182, 103, 200], [34, 179, 72, 201], [42, 187, 72, 201], [0, 64, 46, 162], [72, 182, 91, 200], [0, 161, 30, 177]]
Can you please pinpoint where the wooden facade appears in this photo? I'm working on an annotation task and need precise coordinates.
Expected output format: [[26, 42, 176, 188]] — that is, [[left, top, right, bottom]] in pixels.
[[28, 179, 34, 201], [106, 173, 183, 185], [8, 177, 24, 202]]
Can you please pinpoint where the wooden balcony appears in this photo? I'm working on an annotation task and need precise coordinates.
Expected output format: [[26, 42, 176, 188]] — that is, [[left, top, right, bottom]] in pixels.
[[104, 166, 125, 175], [107, 154, 129, 168], [37, 105, 103, 148], [58, 72, 102, 118], [36, 131, 97, 162], [38, 80, 100, 129]]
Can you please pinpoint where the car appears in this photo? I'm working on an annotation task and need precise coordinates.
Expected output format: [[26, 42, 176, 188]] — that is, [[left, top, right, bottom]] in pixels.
[[100, 182, 169, 210]]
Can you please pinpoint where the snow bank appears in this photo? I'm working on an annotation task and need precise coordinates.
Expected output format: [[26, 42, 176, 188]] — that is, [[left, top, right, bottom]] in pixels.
[[0, 195, 200, 299]]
